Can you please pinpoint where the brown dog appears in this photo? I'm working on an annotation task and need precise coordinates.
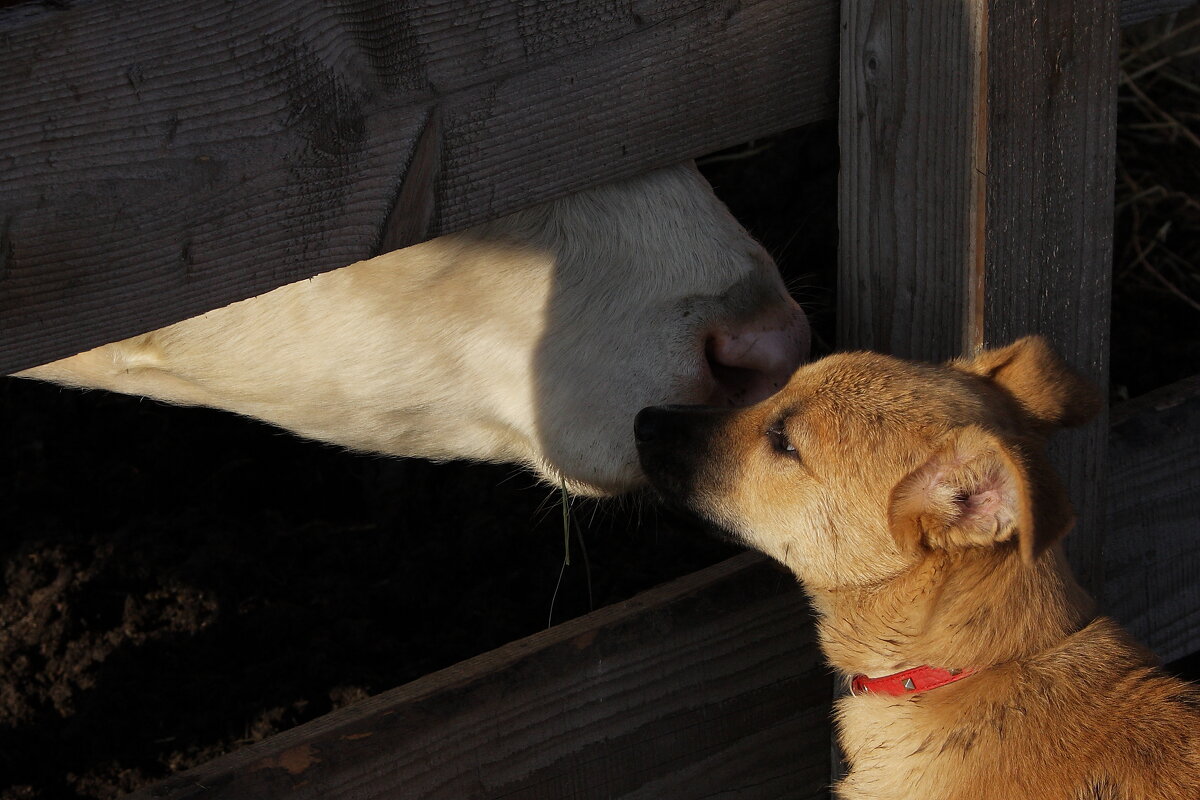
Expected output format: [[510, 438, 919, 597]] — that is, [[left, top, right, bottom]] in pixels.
[[635, 336, 1200, 800]]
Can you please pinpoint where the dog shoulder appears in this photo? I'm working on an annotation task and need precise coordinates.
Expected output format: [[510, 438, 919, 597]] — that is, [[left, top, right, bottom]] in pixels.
[[1047, 619, 1200, 800]]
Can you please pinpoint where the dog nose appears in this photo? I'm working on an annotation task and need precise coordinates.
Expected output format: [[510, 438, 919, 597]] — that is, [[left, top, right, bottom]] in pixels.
[[705, 300, 809, 406], [634, 406, 668, 444], [636, 404, 722, 446]]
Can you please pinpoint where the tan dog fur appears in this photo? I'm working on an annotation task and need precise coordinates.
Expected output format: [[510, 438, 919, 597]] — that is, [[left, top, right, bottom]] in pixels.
[[636, 337, 1200, 800]]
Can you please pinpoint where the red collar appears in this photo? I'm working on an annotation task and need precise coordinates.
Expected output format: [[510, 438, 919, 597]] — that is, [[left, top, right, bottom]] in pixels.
[[850, 665, 976, 697]]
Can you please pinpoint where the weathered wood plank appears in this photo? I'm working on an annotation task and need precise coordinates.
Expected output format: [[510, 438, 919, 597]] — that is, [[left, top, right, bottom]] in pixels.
[[981, 1, 1119, 594], [836, 0, 983, 362], [1121, 0, 1199, 27], [1104, 375, 1200, 663], [838, 0, 1119, 593], [0, 0, 1178, 380], [116, 372, 1200, 800], [127, 552, 831, 800], [0, 0, 839, 376]]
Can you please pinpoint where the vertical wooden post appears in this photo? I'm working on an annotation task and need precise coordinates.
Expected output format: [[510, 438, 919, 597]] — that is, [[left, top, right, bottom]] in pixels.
[[978, 3, 1118, 591], [839, 0, 984, 363], [838, 0, 1118, 593]]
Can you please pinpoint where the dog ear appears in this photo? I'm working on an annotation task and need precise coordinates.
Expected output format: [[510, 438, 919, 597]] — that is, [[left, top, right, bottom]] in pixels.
[[954, 335, 1101, 431], [888, 426, 1075, 563]]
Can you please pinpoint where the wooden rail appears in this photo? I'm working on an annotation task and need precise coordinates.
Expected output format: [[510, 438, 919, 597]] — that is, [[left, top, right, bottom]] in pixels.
[[1123, 0, 1200, 24], [128, 554, 832, 800], [0, 0, 1189, 378], [0, 0, 839, 375], [124, 379, 1200, 799], [1105, 375, 1200, 663]]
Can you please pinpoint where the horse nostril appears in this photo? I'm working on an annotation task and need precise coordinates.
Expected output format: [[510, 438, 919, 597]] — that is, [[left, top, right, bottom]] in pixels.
[[705, 343, 765, 406], [705, 312, 808, 406]]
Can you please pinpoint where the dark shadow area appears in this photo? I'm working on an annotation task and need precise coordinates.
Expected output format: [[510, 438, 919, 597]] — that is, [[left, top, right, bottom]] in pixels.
[[699, 124, 839, 356], [1112, 14, 1200, 398], [1168, 650, 1200, 683], [0, 376, 740, 798]]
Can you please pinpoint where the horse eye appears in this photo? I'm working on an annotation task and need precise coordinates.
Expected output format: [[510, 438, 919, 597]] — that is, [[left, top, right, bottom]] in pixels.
[[767, 421, 798, 457]]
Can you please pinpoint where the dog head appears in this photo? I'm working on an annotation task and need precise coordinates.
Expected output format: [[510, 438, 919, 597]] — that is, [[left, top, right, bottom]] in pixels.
[[635, 336, 1100, 590]]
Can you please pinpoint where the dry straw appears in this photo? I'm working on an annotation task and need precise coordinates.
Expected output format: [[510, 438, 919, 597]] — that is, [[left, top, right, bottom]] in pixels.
[[1117, 13, 1200, 314]]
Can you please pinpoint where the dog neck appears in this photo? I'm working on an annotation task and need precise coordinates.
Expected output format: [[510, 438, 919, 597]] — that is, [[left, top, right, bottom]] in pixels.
[[808, 543, 1095, 680]]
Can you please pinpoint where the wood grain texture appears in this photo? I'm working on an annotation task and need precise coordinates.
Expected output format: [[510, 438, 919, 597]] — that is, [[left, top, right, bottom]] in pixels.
[[838, 0, 1119, 593], [837, 0, 988, 363], [0, 0, 1176, 379], [0, 0, 840, 376], [127, 553, 831, 800], [1121, 0, 1199, 26], [1104, 375, 1200, 663], [981, 1, 1119, 594], [116, 375, 1200, 800]]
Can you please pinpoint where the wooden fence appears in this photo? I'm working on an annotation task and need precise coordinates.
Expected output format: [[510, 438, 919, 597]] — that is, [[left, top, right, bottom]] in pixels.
[[116, 372, 1200, 800], [2, 0, 1198, 797]]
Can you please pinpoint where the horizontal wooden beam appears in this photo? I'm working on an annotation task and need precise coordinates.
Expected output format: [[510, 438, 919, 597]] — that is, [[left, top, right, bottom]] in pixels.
[[1104, 375, 1200, 663], [123, 372, 1200, 800], [0, 0, 1184, 378], [126, 552, 832, 800], [0, 0, 840, 375], [1121, 0, 1199, 26]]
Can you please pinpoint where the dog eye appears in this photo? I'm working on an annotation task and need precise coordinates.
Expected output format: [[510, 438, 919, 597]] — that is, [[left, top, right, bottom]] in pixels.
[[767, 421, 798, 458]]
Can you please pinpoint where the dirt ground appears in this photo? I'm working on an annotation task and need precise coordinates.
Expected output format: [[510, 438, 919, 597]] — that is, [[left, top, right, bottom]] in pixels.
[[4, 21, 1200, 800]]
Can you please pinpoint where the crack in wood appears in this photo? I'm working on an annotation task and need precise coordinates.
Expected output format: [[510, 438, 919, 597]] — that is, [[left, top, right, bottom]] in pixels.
[[375, 103, 442, 256]]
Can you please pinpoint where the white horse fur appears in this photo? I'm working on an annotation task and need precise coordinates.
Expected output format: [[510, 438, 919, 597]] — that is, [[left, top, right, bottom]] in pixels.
[[17, 163, 808, 495]]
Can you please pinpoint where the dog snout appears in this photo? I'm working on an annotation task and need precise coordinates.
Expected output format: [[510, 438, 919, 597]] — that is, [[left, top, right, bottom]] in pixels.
[[635, 405, 745, 545], [634, 405, 677, 445], [635, 404, 732, 499], [634, 404, 718, 446]]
